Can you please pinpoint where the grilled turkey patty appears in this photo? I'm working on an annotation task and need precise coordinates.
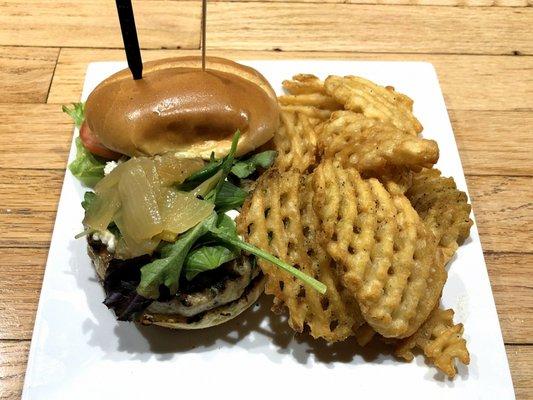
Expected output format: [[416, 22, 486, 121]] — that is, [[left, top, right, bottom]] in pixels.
[[88, 238, 259, 317]]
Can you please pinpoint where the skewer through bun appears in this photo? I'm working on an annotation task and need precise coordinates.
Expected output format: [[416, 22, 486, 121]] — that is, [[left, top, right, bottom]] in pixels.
[[85, 56, 280, 159]]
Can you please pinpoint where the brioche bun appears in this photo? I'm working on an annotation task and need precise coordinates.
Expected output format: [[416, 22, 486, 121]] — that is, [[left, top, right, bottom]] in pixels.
[[85, 56, 280, 159]]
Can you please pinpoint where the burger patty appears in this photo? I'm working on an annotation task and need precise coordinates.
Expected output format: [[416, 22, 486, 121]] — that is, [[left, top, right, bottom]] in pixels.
[[147, 256, 259, 316], [88, 238, 260, 318]]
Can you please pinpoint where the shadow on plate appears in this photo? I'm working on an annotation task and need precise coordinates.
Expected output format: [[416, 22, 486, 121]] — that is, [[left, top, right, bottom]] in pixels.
[[132, 295, 394, 366]]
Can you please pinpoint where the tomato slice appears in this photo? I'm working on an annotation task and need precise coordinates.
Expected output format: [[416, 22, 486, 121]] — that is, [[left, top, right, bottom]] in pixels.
[[79, 122, 122, 160]]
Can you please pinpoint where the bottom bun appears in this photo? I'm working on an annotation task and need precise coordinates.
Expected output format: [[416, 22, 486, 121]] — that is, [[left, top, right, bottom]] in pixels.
[[138, 274, 265, 330]]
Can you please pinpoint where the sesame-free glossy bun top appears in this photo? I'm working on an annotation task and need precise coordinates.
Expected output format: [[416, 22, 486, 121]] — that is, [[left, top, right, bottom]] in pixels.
[[85, 56, 280, 159]]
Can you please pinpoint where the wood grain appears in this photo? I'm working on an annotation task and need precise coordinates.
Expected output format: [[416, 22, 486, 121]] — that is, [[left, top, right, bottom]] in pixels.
[[450, 110, 533, 177], [1, 2, 532, 54], [0, 104, 73, 170], [0, 170, 64, 213], [47, 48, 533, 112], [0, 341, 529, 400], [346, 0, 532, 4], [0, 0, 200, 49], [0, 47, 58, 104], [507, 345, 533, 400], [146, 0, 532, 4], [0, 341, 29, 400], [487, 253, 533, 344], [0, 249, 47, 340], [207, 0, 531, 5], [467, 176, 533, 253], [206, 3, 533, 54]]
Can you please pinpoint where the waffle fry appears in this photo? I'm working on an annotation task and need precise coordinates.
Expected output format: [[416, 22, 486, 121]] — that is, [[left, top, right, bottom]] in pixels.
[[273, 109, 319, 173], [237, 169, 363, 341], [324, 75, 423, 136], [312, 160, 446, 338], [396, 308, 470, 378], [282, 74, 326, 95], [280, 74, 342, 122], [406, 169, 473, 262], [319, 111, 438, 174], [279, 93, 341, 111]]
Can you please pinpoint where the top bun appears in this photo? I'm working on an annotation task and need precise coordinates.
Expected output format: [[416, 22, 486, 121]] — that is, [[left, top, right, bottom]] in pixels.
[[85, 56, 280, 159]]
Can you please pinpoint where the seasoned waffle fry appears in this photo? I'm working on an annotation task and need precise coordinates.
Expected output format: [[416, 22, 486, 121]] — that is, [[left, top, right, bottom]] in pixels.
[[280, 105, 332, 120], [282, 74, 326, 95], [324, 76, 423, 136], [237, 169, 363, 341], [274, 109, 319, 173], [396, 308, 470, 378], [406, 169, 473, 262], [312, 160, 446, 338], [319, 111, 438, 174], [280, 74, 342, 123], [279, 93, 341, 111]]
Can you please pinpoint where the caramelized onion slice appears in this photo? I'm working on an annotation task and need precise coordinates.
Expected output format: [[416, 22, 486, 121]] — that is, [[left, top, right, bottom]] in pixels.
[[114, 210, 161, 259], [118, 162, 163, 242], [83, 186, 120, 232], [160, 188, 214, 234]]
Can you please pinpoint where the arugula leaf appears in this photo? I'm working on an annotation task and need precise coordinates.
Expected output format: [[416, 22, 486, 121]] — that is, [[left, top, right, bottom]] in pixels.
[[184, 245, 237, 281], [178, 159, 222, 191], [231, 150, 277, 178], [62, 102, 85, 128], [69, 137, 106, 187], [81, 191, 96, 211], [137, 213, 217, 299], [216, 213, 239, 237], [208, 225, 327, 295], [212, 131, 241, 202], [214, 181, 248, 212]]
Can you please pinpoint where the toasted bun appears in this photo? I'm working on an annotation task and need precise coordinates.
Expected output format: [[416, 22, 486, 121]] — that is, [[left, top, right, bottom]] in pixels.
[[85, 56, 280, 159]]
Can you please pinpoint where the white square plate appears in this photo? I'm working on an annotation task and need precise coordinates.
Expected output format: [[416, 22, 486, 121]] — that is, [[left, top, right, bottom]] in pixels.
[[22, 61, 515, 400]]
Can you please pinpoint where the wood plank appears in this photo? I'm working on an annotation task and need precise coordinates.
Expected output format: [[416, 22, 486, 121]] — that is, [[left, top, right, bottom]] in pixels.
[[0, 212, 58, 249], [48, 48, 533, 112], [1, 2, 531, 54], [0, 342, 529, 400], [486, 253, 533, 344], [506, 345, 533, 400], [206, 3, 533, 54], [0, 46, 58, 104], [450, 110, 533, 176], [0, 248, 529, 342], [0, 0, 200, 49], [0, 104, 73, 170], [0, 341, 29, 400], [467, 176, 533, 253], [203, 0, 531, 5], [0, 249, 47, 340], [0, 169, 529, 252], [0, 169, 64, 213]]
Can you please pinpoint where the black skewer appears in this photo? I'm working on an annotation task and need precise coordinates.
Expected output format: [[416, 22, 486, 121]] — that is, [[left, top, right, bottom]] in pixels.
[[115, 0, 143, 80]]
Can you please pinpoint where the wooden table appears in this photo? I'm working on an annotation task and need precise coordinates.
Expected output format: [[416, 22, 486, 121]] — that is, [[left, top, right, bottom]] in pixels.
[[0, 1, 531, 398]]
